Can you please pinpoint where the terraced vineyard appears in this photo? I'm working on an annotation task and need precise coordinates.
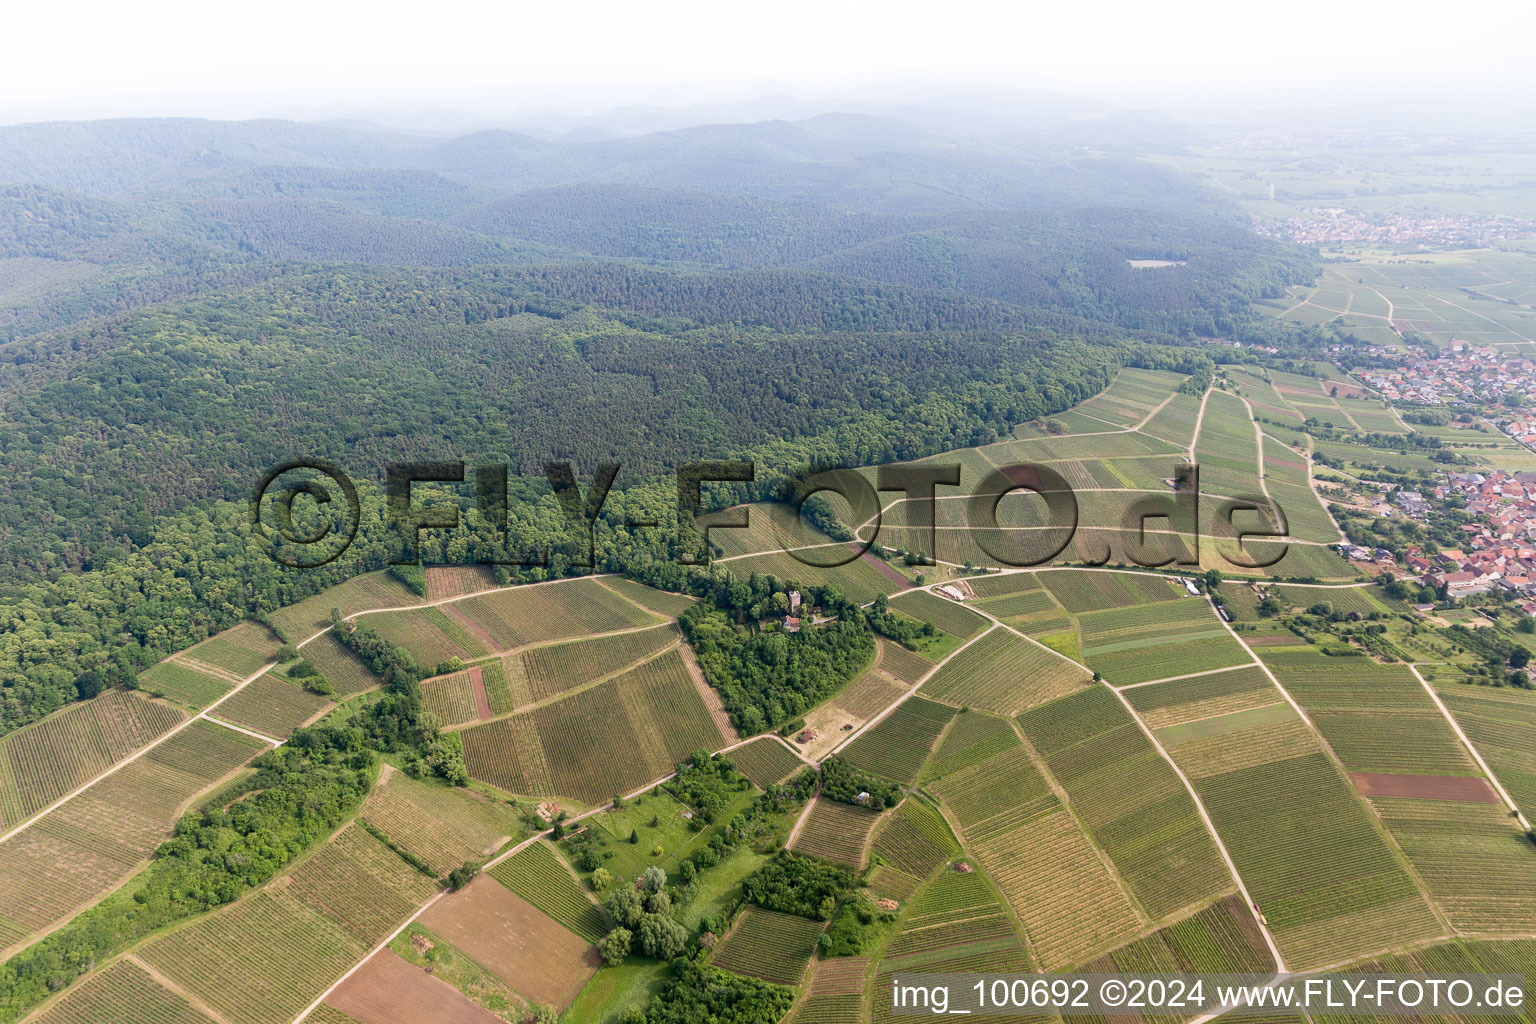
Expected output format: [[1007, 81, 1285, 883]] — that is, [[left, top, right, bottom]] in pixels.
[[712, 907, 824, 985], [0, 690, 185, 827], [487, 840, 608, 942], [920, 628, 1088, 715], [790, 797, 882, 868], [839, 695, 954, 783]]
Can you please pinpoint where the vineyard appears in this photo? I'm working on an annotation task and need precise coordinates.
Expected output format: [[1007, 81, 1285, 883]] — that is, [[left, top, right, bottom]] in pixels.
[[599, 576, 697, 618], [1183, 748, 1440, 969], [420, 667, 484, 727], [791, 957, 867, 1024], [1122, 665, 1275, 730], [718, 550, 900, 606], [519, 624, 676, 702], [712, 907, 825, 985], [446, 578, 657, 652], [487, 840, 609, 942], [1434, 682, 1536, 819], [973, 588, 1057, 623], [871, 798, 956, 880], [140, 888, 369, 1024], [1018, 688, 1229, 918], [920, 629, 1087, 715], [923, 710, 1018, 782], [423, 565, 499, 603], [874, 639, 931, 686], [1194, 390, 1263, 498], [838, 695, 953, 784], [1140, 391, 1203, 448], [1102, 893, 1272, 973], [1078, 599, 1249, 685], [138, 659, 235, 708], [287, 824, 441, 944], [884, 866, 1016, 960], [268, 571, 420, 643], [181, 620, 284, 677], [0, 719, 265, 955], [790, 797, 881, 868], [299, 632, 382, 697], [890, 590, 987, 638], [0, 690, 185, 827], [1039, 570, 1180, 614], [215, 674, 332, 739], [1373, 797, 1536, 932], [1273, 584, 1392, 616], [728, 736, 804, 788], [368, 606, 490, 666], [359, 770, 515, 875], [31, 959, 220, 1024], [964, 573, 1043, 599], [460, 716, 545, 796]]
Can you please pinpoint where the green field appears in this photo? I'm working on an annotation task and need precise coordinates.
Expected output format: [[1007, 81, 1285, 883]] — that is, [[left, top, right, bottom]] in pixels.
[[712, 907, 824, 985], [1038, 570, 1180, 613], [889, 589, 988, 638], [838, 695, 955, 784], [1077, 598, 1250, 685], [919, 628, 1088, 715]]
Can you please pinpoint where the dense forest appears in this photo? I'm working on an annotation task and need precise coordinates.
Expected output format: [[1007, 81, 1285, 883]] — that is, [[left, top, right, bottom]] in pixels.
[[0, 114, 1317, 733]]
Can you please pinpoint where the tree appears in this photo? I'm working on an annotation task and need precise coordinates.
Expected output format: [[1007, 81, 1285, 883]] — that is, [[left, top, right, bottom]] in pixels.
[[642, 866, 667, 892], [1204, 569, 1223, 590], [599, 927, 632, 966], [1518, 617, 1536, 635], [646, 890, 671, 915], [628, 828, 639, 844], [1512, 646, 1531, 670], [606, 885, 644, 929], [638, 914, 688, 959], [73, 670, 104, 700], [446, 863, 478, 891]]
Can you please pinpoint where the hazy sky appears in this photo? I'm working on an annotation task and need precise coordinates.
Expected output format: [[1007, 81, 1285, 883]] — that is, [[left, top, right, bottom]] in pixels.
[[4, 0, 1532, 123]]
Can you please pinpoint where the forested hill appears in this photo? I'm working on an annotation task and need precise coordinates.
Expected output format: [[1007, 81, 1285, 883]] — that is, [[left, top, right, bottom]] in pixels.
[[0, 112, 1315, 733]]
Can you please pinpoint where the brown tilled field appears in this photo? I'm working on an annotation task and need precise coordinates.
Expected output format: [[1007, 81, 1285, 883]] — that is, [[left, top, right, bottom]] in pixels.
[[417, 876, 599, 1009], [1350, 772, 1500, 802], [326, 950, 505, 1024]]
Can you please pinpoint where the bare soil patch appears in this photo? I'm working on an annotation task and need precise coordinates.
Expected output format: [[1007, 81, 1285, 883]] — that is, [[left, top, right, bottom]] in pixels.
[[1350, 772, 1499, 802], [327, 949, 506, 1024]]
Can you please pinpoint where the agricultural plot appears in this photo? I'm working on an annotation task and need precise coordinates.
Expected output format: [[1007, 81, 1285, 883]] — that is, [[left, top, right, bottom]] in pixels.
[[1018, 688, 1230, 919], [479, 658, 520, 715], [1433, 682, 1536, 819], [920, 628, 1087, 716], [728, 736, 804, 788], [713, 907, 824, 985], [985, 427, 1184, 466], [1122, 665, 1274, 729], [839, 695, 954, 784], [214, 674, 332, 738], [287, 824, 441, 945], [973, 588, 1057, 623], [464, 647, 725, 804], [890, 590, 987, 638], [368, 606, 490, 667], [964, 573, 1044, 599], [297, 632, 380, 697], [1038, 570, 1179, 613], [181, 620, 284, 677], [360, 769, 516, 875], [871, 798, 957, 880], [1160, 701, 1440, 969], [423, 564, 499, 602], [792, 957, 867, 1024], [141, 887, 369, 1024], [929, 743, 1141, 968], [1195, 391, 1264, 498], [137, 659, 235, 708], [0, 719, 265, 955], [418, 875, 600, 1009], [873, 638, 932, 683], [31, 959, 221, 1024], [1099, 893, 1273, 973], [268, 571, 420, 643], [0, 690, 184, 828], [599, 576, 698, 618], [721, 549, 901, 605], [488, 839, 608, 942], [1266, 482, 1339, 543], [1372, 798, 1536, 932], [872, 933, 1034, 1024], [883, 866, 1018, 961], [325, 950, 505, 1024], [1077, 598, 1250, 686], [791, 797, 882, 868], [420, 666, 485, 727], [448, 577, 658, 652], [518, 624, 676, 702], [923, 710, 1019, 781], [1262, 648, 1476, 775], [1274, 584, 1392, 616]]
